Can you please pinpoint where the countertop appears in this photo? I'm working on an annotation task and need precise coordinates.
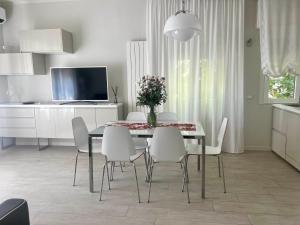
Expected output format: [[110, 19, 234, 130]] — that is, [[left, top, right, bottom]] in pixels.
[[273, 104, 300, 115], [0, 102, 123, 108]]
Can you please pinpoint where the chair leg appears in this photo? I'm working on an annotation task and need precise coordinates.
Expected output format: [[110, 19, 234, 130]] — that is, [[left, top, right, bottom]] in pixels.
[[217, 156, 221, 177], [185, 156, 190, 183], [147, 162, 154, 203], [132, 162, 141, 203], [184, 156, 190, 203], [220, 155, 227, 193], [181, 161, 186, 192], [105, 159, 111, 190], [120, 161, 124, 172], [110, 162, 114, 181], [99, 164, 106, 201], [73, 151, 79, 186]]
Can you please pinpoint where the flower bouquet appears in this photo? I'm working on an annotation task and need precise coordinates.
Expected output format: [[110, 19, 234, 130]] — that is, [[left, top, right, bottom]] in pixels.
[[137, 75, 167, 127]]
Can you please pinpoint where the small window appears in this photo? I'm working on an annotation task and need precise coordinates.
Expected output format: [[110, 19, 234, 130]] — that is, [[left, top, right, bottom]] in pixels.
[[261, 73, 300, 104]]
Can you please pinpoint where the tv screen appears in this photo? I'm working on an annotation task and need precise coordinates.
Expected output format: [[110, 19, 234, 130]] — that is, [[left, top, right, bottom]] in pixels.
[[51, 67, 109, 101]]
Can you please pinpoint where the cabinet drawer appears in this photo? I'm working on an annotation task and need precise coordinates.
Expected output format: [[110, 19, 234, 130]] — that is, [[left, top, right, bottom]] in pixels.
[[0, 128, 36, 138], [0, 108, 35, 118], [0, 118, 35, 128]]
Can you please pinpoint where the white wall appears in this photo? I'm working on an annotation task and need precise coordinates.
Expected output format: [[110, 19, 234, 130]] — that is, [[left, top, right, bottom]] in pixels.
[[244, 0, 272, 151], [1, 0, 146, 103]]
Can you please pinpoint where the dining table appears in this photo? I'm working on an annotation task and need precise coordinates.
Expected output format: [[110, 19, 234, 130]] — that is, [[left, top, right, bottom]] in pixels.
[[88, 121, 207, 199]]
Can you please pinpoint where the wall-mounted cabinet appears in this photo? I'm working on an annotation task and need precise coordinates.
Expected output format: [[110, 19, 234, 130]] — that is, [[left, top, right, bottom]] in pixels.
[[20, 29, 73, 54], [0, 53, 46, 75]]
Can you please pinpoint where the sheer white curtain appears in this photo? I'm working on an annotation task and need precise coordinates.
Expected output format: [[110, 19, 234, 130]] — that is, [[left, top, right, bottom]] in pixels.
[[146, 0, 244, 153], [257, 0, 300, 77]]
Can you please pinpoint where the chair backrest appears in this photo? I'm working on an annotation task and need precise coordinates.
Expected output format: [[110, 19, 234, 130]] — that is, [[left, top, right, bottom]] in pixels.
[[102, 126, 136, 161], [126, 112, 147, 121], [72, 117, 89, 150], [217, 118, 228, 149], [150, 127, 186, 162], [157, 112, 177, 122]]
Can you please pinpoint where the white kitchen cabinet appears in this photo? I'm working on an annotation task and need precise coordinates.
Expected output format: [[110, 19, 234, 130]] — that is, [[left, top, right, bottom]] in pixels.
[[35, 108, 56, 138], [0, 107, 36, 138], [20, 29, 73, 54], [0, 53, 45, 75], [36, 108, 74, 139], [285, 112, 300, 170], [54, 108, 74, 139], [271, 130, 286, 159], [74, 108, 96, 131], [0, 104, 123, 145], [272, 108, 288, 133], [272, 105, 300, 171]]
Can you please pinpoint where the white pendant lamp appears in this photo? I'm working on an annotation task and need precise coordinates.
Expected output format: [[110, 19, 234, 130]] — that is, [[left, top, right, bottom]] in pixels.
[[0, 7, 6, 24], [164, 0, 201, 42]]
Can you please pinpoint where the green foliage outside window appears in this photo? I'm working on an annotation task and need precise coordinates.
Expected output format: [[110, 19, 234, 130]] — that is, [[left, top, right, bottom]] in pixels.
[[268, 73, 296, 99]]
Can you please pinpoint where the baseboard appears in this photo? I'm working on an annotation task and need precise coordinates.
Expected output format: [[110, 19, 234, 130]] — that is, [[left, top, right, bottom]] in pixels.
[[15, 138, 75, 147], [244, 145, 271, 151]]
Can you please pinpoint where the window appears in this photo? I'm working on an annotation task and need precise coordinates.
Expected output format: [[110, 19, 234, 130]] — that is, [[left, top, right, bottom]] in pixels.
[[261, 73, 300, 104]]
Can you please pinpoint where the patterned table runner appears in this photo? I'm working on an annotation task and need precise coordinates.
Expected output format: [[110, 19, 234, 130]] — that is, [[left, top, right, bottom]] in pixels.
[[106, 122, 196, 131]]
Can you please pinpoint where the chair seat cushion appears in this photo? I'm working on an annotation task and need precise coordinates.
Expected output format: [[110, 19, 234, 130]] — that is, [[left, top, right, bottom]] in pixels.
[[0, 199, 30, 225], [186, 144, 220, 155]]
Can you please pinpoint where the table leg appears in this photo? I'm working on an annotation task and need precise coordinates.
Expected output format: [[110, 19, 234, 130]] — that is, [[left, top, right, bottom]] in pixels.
[[197, 139, 201, 171], [88, 136, 94, 193], [201, 136, 206, 199]]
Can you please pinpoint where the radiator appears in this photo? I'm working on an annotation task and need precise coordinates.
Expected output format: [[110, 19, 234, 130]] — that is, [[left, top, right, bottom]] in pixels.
[[126, 41, 148, 113]]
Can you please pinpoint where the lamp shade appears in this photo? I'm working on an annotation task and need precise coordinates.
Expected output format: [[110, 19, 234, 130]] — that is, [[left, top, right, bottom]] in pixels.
[[164, 12, 201, 42], [0, 7, 6, 24]]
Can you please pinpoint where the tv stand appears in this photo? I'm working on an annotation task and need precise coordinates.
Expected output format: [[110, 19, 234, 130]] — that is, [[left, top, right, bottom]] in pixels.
[[59, 101, 99, 105], [0, 103, 123, 148]]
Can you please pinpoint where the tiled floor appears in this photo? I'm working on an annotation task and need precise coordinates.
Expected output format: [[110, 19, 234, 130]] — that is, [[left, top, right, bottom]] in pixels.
[[0, 146, 300, 225]]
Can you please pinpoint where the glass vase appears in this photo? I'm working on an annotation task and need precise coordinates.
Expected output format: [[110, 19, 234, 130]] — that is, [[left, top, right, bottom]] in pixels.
[[147, 106, 157, 128]]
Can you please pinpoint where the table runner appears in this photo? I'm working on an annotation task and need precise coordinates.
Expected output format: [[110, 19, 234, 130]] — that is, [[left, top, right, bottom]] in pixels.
[[106, 121, 196, 131]]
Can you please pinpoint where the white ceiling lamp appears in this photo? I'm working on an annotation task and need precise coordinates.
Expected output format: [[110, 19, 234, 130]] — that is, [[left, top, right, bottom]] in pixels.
[[164, 0, 201, 42], [0, 7, 6, 24]]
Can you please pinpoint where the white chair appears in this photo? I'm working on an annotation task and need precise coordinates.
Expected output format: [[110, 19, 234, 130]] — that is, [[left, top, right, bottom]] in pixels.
[[126, 112, 148, 150], [100, 126, 147, 203], [186, 118, 228, 193], [148, 127, 190, 203], [72, 117, 102, 186], [157, 112, 178, 122], [126, 112, 147, 121], [126, 112, 149, 180]]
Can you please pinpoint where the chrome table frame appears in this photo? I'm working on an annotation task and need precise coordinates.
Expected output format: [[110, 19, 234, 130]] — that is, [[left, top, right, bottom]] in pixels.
[[88, 123, 206, 199]]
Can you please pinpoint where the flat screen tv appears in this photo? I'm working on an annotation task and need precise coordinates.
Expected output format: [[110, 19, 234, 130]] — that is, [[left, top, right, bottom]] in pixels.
[[51, 67, 109, 102]]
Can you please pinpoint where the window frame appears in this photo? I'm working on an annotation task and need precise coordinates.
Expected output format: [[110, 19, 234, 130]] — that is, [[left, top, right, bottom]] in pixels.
[[260, 74, 300, 104]]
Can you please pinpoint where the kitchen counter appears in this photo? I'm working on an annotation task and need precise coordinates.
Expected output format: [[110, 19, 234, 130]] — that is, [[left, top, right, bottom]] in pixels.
[[272, 104, 300, 115]]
